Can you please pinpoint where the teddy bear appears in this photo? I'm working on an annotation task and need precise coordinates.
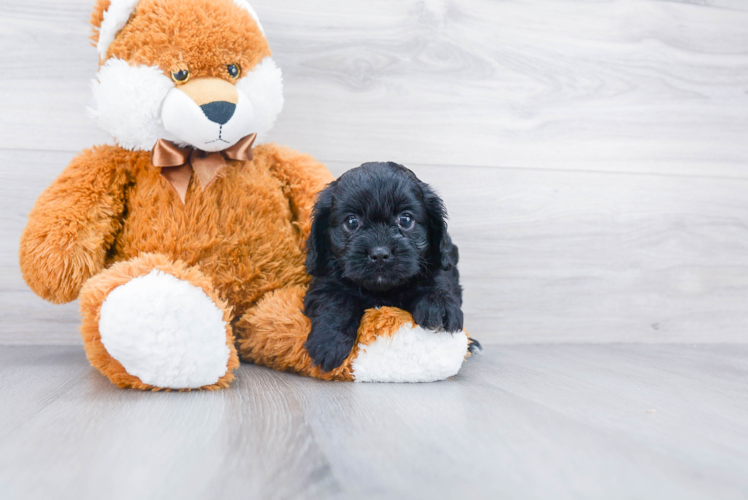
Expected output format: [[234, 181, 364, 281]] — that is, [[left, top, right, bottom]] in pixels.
[[18, 0, 470, 390]]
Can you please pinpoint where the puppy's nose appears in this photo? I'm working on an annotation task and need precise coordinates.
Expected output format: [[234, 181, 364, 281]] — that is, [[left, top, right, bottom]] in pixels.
[[368, 246, 391, 263], [200, 101, 236, 125]]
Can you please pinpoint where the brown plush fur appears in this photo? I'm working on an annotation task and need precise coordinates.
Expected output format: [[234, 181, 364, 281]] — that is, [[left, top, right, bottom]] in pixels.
[[20, 0, 423, 389], [20, 140, 340, 388], [93, 0, 270, 76], [111, 143, 329, 318], [20, 144, 328, 312]]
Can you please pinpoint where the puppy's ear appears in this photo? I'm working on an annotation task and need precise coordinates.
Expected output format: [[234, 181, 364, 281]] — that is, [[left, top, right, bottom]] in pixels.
[[420, 182, 452, 270], [305, 182, 336, 276]]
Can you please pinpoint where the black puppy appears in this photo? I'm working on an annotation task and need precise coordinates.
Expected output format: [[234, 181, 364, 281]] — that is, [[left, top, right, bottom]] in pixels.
[[304, 162, 474, 372]]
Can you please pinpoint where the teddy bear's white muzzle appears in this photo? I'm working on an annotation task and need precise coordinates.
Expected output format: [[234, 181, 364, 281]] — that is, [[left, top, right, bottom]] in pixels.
[[161, 86, 255, 152]]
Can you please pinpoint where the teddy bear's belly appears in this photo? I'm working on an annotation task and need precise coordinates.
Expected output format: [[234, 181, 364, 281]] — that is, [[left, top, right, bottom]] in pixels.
[[107, 163, 308, 319]]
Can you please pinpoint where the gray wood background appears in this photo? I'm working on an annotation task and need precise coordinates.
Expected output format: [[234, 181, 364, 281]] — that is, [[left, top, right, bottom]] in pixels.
[[1, 0, 747, 345]]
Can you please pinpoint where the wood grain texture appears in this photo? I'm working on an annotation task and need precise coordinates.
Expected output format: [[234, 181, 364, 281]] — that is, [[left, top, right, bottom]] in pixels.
[[2, 0, 748, 344], [0, 0, 747, 175], [327, 161, 748, 345], [4, 150, 748, 345], [1, 344, 747, 500]]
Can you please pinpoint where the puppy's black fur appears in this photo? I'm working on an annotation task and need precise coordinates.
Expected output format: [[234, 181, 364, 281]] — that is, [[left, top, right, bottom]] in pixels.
[[303, 162, 467, 372]]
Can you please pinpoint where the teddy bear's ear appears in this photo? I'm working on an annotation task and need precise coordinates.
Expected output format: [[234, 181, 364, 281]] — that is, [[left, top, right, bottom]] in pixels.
[[90, 0, 112, 46]]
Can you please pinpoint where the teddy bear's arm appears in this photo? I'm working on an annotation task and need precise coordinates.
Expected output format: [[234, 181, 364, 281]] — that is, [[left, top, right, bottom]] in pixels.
[[19, 146, 129, 304], [259, 144, 335, 241]]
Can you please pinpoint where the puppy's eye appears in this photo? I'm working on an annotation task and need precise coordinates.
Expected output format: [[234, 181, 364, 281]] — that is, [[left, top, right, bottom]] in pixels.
[[227, 64, 241, 79], [398, 213, 414, 230], [345, 216, 360, 231], [171, 68, 190, 83]]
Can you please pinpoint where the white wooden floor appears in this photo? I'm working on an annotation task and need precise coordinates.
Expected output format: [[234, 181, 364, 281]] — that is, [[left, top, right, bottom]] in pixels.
[[1, 345, 747, 499], [1, 0, 748, 498]]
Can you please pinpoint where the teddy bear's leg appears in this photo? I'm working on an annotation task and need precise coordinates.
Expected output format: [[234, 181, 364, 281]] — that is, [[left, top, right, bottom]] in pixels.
[[235, 287, 469, 382], [79, 253, 239, 390], [348, 308, 471, 383], [234, 286, 341, 379]]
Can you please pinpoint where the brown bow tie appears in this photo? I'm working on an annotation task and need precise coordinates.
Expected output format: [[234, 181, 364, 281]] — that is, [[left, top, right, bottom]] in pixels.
[[151, 133, 257, 203]]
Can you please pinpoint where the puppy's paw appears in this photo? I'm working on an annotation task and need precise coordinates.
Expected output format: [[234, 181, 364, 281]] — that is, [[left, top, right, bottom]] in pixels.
[[305, 324, 357, 372], [468, 337, 483, 354], [412, 295, 464, 333]]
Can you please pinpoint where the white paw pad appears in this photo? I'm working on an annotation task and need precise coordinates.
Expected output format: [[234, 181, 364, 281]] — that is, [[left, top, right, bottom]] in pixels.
[[351, 323, 469, 383], [99, 270, 230, 389]]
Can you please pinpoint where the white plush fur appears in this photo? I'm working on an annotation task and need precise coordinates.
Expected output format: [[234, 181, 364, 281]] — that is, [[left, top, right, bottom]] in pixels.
[[99, 270, 231, 389], [351, 324, 469, 383], [96, 0, 140, 57], [236, 57, 284, 144], [89, 58, 177, 151], [90, 56, 283, 151], [97, 0, 264, 56]]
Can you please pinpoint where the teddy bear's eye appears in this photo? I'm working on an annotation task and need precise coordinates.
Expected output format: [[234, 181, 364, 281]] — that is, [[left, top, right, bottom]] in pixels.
[[227, 64, 241, 79], [171, 69, 190, 83]]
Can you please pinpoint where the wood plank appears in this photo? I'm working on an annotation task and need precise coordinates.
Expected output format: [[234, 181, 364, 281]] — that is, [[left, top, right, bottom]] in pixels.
[[0, 0, 747, 176], [0, 149, 81, 344], [0, 346, 341, 500], [0, 344, 746, 499], [4, 150, 748, 345]]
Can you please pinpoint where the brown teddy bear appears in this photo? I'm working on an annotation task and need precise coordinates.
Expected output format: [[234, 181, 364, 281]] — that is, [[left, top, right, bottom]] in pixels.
[[19, 0, 470, 390]]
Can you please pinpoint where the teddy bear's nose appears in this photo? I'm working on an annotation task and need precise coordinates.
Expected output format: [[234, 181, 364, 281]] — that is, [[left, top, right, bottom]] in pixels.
[[200, 101, 236, 125]]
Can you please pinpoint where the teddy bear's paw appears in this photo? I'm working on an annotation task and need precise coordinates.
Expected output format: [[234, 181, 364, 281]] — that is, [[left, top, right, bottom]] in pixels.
[[350, 308, 469, 383], [98, 269, 232, 389]]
